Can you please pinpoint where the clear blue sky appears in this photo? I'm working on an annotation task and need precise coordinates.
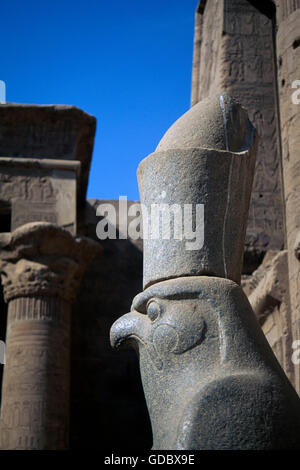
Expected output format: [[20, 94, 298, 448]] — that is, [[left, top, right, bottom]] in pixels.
[[0, 0, 197, 200]]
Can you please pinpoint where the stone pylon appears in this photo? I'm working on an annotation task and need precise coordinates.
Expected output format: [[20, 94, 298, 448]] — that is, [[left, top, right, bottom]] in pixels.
[[0, 222, 101, 450], [275, 1, 300, 394], [110, 94, 300, 450]]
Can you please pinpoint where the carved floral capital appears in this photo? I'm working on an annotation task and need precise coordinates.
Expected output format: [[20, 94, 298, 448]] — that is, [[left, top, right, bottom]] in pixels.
[[0, 222, 102, 303]]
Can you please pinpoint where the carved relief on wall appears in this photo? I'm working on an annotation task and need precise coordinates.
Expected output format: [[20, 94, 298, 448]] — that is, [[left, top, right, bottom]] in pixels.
[[0, 174, 56, 202], [195, 0, 284, 259], [0, 399, 68, 449], [0, 173, 58, 229]]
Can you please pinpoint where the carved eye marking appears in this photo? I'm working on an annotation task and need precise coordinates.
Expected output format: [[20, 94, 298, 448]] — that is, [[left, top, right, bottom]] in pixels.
[[146, 300, 161, 322]]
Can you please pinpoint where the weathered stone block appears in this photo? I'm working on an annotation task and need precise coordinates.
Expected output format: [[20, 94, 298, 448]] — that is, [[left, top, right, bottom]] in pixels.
[[0, 104, 96, 204], [0, 158, 79, 234]]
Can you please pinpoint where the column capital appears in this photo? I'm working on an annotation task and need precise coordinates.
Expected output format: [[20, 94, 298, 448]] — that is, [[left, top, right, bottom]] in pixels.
[[0, 222, 101, 303]]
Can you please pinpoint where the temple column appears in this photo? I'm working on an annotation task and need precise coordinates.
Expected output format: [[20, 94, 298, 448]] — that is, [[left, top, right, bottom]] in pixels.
[[0, 222, 101, 449]]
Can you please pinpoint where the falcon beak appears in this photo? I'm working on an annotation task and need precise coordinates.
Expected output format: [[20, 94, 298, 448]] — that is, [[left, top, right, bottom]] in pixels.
[[110, 311, 147, 350]]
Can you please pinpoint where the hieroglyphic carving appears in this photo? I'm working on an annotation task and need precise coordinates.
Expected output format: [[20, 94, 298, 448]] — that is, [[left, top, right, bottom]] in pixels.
[[194, 0, 284, 261], [0, 172, 58, 229], [0, 398, 68, 449], [0, 174, 56, 202], [0, 298, 70, 450], [222, 1, 283, 256]]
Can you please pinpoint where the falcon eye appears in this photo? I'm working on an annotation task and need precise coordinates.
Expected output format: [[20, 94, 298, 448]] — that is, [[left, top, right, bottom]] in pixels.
[[146, 300, 161, 322]]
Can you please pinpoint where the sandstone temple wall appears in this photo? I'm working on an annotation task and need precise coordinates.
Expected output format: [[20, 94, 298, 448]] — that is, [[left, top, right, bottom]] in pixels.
[[275, 0, 300, 393], [192, 0, 284, 269], [191, 0, 300, 393]]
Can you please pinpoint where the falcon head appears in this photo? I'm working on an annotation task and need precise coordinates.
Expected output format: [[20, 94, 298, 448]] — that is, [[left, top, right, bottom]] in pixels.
[[110, 277, 214, 371]]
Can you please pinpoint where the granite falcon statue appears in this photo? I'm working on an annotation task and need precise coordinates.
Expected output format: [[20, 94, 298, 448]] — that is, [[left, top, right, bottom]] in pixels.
[[110, 94, 300, 449], [111, 276, 300, 450]]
